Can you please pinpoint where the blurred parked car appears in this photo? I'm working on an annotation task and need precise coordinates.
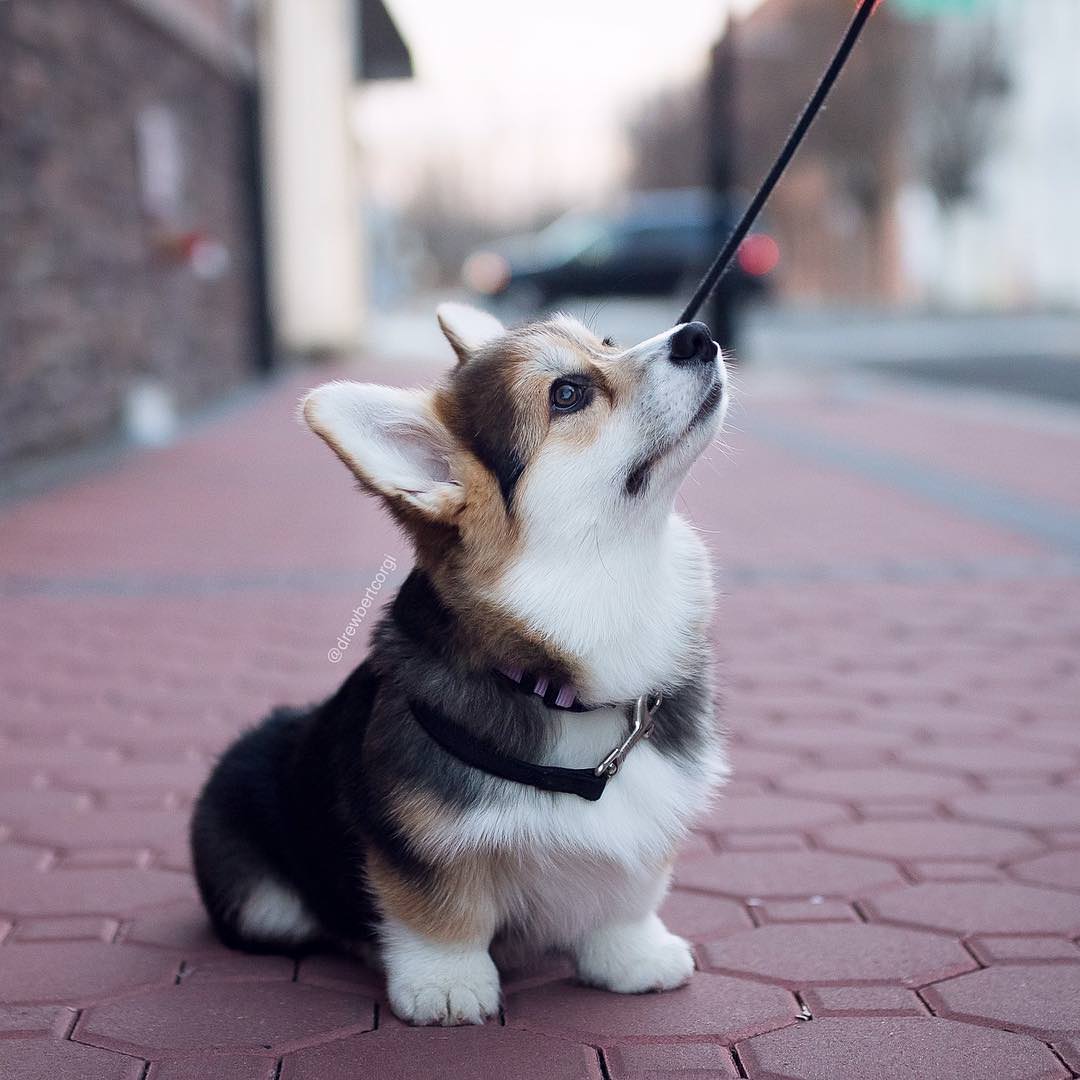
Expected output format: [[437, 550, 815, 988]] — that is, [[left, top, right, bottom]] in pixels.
[[461, 188, 777, 351]]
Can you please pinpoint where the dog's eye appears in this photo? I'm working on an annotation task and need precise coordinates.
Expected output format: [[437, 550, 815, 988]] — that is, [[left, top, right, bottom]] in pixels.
[[602, 337, 616, 348], [550, 380, 587, 414]]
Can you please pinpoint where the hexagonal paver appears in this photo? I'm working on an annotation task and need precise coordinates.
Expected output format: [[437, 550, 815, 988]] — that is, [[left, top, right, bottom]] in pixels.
[[13, 808, 184, 849], [757, 899, 858, 924], [863, 882, 1080, 936], [800, 985, 926, 1018], [819, 820, 1040, 862], [0, 1039, 144, 1080], [10, 916, 119, 943], [0, 843, 52, 874], [780, 766, 971, 802], [925, 963, 1080, 1039], [0, 944, 179, 1004], [283, 1027, 602, 1080], [737, 1016, 1068, 1080], [703, 924, 975, 987], [0, 1003, 77, 1037], [605, 1042, 738, 1078], [508, 974, 797, 1045], [856, 706, 1011, 737], [676, 851, 903, 900], [0, 868, 195, 917], [658, 888, 753, 942], [0, 789, 89, 823], [725, 746, 805, 778], [120, 899, 222, 951], [148, 1056, 278, 1080], [966, 935, 1079, 965], [742, 725, 909, 753], [51, 761, 207, 795], [900, 743, 1069, 776], [700, 794, 851, 833], [1056, 1041, 1080, 1077], [181, 952, 294, 983], [950, 790, 1080, 829], [1010, 850, 1080, 891], [76, 981, 374, 1054], [295, 953, 383, 996]]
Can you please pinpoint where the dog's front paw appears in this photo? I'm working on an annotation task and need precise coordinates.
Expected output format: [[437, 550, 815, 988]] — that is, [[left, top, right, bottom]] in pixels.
[[386, 950, 500, 1026], [575, 913, 695, 994]]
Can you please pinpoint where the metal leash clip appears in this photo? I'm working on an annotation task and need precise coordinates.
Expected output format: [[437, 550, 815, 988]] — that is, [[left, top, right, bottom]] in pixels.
[[594, 693, 662, 779]]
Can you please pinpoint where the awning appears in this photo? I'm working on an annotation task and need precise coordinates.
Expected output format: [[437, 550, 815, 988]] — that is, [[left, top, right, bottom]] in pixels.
[[356, 0, 413, 81]]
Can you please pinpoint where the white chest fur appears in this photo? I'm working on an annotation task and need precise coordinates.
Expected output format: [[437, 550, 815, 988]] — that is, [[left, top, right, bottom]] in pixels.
[[425, 705, 728, 947], [493, 513, 714, 703], [470, 510, 724, 944]]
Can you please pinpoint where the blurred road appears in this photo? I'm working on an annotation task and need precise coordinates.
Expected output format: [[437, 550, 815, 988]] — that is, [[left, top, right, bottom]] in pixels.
[[370, 298, 1080, 411], [741, 308, 1080, 409]]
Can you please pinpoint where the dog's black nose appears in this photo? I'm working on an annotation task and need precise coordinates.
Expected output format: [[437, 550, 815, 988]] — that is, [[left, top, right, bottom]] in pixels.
[[669, 322, 717, 365]]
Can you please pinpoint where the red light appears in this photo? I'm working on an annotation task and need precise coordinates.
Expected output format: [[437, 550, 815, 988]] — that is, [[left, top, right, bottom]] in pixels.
[[737, 233, 780, 277]]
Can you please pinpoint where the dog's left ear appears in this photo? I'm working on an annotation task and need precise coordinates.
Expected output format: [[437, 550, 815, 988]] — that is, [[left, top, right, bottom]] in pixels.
[[437, 302, 504, 365], [302, 381, 465, 522]]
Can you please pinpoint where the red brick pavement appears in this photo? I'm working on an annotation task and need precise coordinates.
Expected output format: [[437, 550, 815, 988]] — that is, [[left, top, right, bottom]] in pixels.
[[1, 362, 1079, 1079]]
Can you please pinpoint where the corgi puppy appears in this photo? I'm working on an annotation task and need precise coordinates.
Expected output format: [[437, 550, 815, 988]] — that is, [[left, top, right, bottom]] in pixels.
[[190, 304, 730, 1026]]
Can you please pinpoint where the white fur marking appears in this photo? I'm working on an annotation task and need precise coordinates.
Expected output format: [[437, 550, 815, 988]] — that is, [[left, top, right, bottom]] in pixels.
[[436, 302, 504, 356], [575, 910, 694, 993], [380, 918, 500, 1026], [302, 382, 463, 517], [238, 880, 319, 945]]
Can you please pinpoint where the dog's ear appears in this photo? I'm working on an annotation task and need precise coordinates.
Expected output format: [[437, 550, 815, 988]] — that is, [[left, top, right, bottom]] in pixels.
[[436, 302, 504, 365], [302, 382, 464, 521]]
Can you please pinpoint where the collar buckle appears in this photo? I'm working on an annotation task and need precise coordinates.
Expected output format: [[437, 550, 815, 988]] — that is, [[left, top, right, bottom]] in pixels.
[[594, 693, 662, 778]]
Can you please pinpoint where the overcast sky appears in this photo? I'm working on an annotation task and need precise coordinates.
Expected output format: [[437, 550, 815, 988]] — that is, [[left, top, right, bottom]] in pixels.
[[355, 0, 763, 221]]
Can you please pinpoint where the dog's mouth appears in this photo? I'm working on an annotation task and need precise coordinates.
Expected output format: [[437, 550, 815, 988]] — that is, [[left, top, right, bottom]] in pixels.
[[687, 377, 725, 434], [625, 376, 724, 497]]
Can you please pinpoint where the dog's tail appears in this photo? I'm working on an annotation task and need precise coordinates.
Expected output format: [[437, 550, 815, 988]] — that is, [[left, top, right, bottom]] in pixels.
[[190, 708, 322, 952]]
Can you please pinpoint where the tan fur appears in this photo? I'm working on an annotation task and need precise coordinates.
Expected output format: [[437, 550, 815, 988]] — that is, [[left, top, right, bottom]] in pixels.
[[367, 846, 504, 944], [387, 789, 457, 837]]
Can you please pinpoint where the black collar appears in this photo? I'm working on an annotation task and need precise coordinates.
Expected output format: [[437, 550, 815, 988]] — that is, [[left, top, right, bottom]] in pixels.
[[408, 693, 660, 802], [391, 569, 660, 800]]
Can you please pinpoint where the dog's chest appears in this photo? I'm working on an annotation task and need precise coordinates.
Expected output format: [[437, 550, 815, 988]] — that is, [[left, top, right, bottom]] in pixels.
[[451, 712, 724, 945]]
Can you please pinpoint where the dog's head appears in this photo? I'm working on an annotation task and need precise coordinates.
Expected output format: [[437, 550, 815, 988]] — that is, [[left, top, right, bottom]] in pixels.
[[303, 304, 726, 667]]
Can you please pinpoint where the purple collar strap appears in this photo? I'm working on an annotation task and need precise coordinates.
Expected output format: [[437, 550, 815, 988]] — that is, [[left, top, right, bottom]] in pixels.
[[496, 665, 588, 712]]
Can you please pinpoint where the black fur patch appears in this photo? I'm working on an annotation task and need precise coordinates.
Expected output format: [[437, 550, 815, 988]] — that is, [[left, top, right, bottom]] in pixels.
[[445, 354, 528, 508], [190, 571, 714, 951], [625, 456, 656, 497]]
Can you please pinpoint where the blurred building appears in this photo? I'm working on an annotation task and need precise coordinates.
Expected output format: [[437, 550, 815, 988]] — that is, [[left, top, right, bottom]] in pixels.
[[1, 0, 264, 472], [0, 0, 410, 479], [712, 0, 1080, 312], [714, 0, 919, 306], [897, 0, 1080, 309], [260, 0, 410, 352]]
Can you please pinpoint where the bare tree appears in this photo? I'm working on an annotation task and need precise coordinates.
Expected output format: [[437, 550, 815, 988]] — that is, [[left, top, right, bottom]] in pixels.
[[732, 0, 919, 219], [914, 22, 1010, 212], [626, 81, 708, 191]]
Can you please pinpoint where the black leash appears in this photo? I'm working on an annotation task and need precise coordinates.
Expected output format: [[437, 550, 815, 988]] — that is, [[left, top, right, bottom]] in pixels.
[[678, 0, 879, 325]]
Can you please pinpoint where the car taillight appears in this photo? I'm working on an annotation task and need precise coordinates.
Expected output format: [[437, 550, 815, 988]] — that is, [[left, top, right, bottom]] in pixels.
[[462, 251, 511, 295], [736, 233, 780, 277]]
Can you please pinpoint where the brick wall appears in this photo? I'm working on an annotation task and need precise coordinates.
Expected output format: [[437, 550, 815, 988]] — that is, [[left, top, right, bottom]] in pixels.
[[0, 0, 261, 472]]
